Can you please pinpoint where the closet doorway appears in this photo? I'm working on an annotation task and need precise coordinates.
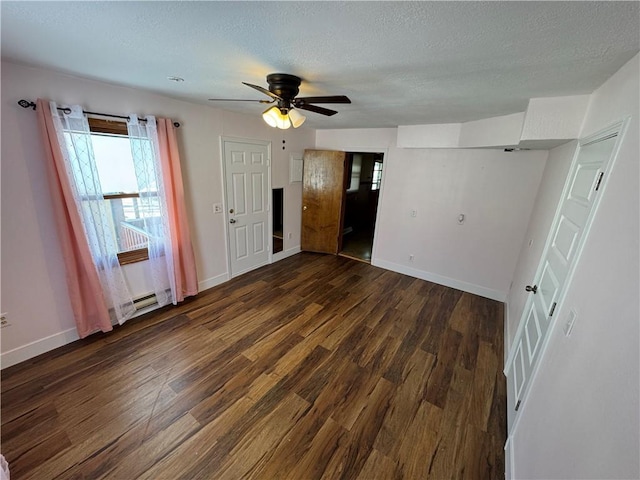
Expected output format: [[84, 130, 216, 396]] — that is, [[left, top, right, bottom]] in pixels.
[[340, 152, 383, 263]]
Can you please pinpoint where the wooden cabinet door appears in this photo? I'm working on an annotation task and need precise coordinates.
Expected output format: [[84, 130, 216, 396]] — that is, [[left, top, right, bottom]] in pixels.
[[301, 149, 347, 254]]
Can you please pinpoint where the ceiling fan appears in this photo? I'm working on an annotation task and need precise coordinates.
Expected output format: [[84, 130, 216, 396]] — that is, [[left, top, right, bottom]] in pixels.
[[208, 73, 351, 129]]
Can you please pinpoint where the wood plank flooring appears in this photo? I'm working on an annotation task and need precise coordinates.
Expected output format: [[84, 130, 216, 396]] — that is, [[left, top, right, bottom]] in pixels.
[[1, 253, 506, 479], [340, 228, 374, 263]]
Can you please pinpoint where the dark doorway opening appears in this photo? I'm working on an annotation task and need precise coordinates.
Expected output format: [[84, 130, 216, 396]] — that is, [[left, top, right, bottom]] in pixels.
[[340, 152, 383, 263], [273, 188, 283, 254]]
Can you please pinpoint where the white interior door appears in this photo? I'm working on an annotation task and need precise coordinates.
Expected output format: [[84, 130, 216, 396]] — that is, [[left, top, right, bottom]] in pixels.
[[506, 127, 623, 431], [223, 139, 270, 277]]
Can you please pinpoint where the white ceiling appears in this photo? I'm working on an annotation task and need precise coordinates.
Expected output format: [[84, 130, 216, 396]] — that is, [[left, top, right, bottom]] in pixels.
[[2, 1, 638, 129]]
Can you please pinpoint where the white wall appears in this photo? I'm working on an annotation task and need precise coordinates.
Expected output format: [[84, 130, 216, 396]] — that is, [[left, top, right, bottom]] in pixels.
[[396, 96, 589, 150], [316, 128, 398, 151], [397, 123, 461, 148], [317, 130, 548, 301], [510, 54, 639, 479], [520, 95, 590, 141], [1, 61, 314, 365], [458, 112, 524, 148]]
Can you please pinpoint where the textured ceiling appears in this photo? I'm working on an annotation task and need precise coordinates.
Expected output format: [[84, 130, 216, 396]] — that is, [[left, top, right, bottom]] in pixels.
[[2, 1, 638, 129]]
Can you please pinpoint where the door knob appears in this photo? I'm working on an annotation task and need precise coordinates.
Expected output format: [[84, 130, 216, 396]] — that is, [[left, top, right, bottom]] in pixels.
[[303, 205, 308, 210], [230, 219, 236, 224], [525, 285, 538, 294]]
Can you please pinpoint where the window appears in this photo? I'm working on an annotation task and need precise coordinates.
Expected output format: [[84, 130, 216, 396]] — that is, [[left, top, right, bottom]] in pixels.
[[348, 155, 362, 192], [87, 118, 153, 265], [371, 160, 383, 190]]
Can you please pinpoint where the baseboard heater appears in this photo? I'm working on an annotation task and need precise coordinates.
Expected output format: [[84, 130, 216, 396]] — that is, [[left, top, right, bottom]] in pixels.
[[133, 293, 158, 311]]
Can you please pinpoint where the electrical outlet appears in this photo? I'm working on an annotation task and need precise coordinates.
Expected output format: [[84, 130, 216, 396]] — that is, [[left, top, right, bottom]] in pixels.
[[410, 209, 417, 218], [1, 312, 9, 328]]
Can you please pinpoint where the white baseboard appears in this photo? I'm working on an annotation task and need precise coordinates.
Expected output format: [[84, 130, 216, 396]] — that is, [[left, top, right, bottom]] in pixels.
[[198, 272, 230, 292], [372, 259, 507, 302], [1, 327, 80, 369], [273, 245, 301, 262]]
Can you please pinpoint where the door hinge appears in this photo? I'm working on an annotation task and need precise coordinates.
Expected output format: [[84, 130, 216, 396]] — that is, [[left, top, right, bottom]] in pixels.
[[515, 400, 521, 411], [594, 171, 604, 191], [549, 301, 557, 317]]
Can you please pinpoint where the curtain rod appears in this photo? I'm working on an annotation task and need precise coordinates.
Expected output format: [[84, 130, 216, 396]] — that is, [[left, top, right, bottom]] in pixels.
[[17, 99, 181, 128]]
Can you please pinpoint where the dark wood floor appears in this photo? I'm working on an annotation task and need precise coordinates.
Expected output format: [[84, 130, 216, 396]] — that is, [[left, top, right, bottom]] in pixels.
[[340, 228, 374, 263], [1, 253, 506, 479]]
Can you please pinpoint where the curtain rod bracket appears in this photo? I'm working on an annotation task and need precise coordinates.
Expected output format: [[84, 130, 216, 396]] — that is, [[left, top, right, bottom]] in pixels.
[[17, 99, 181, 127], [18, 99, 36, 110]]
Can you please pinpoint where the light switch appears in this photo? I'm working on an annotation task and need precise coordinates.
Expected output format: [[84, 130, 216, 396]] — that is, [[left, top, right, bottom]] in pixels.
[[213, 203, 223, 214]]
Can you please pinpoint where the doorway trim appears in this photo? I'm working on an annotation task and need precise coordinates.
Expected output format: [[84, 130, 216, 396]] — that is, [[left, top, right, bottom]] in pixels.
[[220, 136, 272, 278]]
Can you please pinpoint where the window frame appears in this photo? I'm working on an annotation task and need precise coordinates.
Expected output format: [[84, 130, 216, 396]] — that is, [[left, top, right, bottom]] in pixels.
[[371, 160, 383, 191], [88, 117, 149, 265]]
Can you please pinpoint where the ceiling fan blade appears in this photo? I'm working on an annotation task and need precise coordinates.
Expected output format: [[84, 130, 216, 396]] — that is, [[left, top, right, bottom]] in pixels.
[[294, 95, 351, 104], [242, 82, 282, 101], [208, 98, 273, 103], [295, 103, 338, 116]]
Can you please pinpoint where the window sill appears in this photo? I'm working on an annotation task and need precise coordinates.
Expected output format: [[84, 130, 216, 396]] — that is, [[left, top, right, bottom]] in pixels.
[[117, 248, 149, 265]]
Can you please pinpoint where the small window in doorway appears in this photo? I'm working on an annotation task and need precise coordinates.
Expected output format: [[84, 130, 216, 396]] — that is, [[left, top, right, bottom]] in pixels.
[[371, 161, 383, 190]]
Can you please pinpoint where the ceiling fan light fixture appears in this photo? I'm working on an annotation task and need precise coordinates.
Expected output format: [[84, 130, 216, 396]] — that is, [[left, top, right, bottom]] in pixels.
[[262, 106, 291, 129], [288, 108, 306, 128], [215, 73, 349, 126]]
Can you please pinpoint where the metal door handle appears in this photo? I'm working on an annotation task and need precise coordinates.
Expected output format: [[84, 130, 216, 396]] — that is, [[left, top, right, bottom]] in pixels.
[[230, 219, 236, 224], [303, 205, 308, 210], [525, 285, 538, 294]]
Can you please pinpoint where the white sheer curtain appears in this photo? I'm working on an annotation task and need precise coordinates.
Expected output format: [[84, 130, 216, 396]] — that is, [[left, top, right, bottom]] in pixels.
[[127, 115, 176, 307], [50, 102, 135, 324]]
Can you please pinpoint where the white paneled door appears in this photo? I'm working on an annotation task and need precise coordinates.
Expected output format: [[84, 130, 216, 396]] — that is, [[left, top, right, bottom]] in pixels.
[[223, 139, 271, 277], [506, 125, 624, 432]]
